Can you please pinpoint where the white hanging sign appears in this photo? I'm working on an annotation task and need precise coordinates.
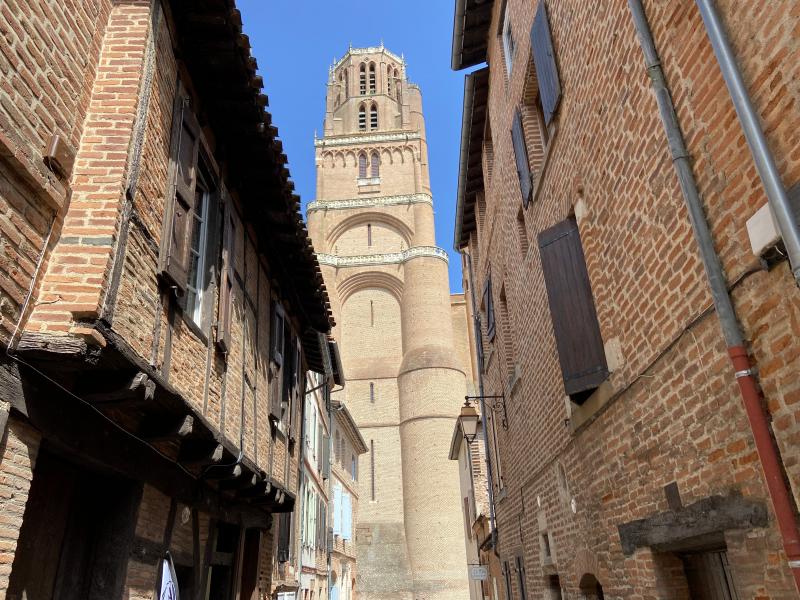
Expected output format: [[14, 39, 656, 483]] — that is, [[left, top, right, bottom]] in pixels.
[[159, 553, 180, 600], [469, 565, 488, 581]]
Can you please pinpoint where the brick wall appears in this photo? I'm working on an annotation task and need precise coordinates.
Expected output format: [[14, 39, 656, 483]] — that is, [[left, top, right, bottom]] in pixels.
[[0, 415, 39, 595], [463, 0, 800, 597]]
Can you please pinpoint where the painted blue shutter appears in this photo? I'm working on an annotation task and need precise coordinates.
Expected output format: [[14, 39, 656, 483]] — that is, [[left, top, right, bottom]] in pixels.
[[342, 492, 352, 540], [333, 484, 342, 535], [531, 1, 561, 125], [511, 110, 532, 206]]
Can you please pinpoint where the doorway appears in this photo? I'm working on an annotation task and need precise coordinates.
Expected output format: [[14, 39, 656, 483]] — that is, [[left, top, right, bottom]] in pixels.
[[7, 447, 141, 600], [681, 550, 740, 600]]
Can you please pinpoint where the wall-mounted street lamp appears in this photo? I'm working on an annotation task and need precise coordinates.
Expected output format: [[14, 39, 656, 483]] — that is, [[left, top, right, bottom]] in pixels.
[[465, 394, 508, 430], [459, 399, 481, 444]]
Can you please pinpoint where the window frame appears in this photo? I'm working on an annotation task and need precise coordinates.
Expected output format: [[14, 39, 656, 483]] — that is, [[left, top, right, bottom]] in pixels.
[[501, 3, 515, 75]]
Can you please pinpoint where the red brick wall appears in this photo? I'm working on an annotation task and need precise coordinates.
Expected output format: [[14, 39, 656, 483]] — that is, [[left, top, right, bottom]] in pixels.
[[0, 415, 40, 595], [467, 0, 800, 597], [0, 0, 111, 342]]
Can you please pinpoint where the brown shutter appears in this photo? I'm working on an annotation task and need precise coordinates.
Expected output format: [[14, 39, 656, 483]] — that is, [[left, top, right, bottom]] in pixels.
[[537, 217, 608, 399], [216, 196, 236, 352], [483, 273, 496, 341], [270, 301, 285, 367], [161, 84, 201, 294], [531, 0, 562, 125], [511, 109, 532, 206]]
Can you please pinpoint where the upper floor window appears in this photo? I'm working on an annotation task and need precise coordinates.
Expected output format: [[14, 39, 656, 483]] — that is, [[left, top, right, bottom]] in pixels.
[[501, 2, 515, 75], [358, 152, 368, 178], [358, 104, 366, 131], [368, 62, 376, 93], [351, 454, 357, 481], [392, 67, 400, 100], [387, 70, 392, 96], [370, 151, 380, 177], [370, 103, 378, 130], [359, 63, 367, 95], [185, 169, 211, 327], [482, 270, 496, 341], [343, 70, 349, 99], [537, 216, 608, 404]]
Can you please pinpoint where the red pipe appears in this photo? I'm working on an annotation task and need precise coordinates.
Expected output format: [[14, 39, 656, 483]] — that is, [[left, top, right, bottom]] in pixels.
[[729, 345, 800, 589]]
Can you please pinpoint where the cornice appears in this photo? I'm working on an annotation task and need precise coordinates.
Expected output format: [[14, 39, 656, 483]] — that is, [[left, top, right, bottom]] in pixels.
[[315, 131, 421, 148], [307, 193, 432, 212], [317, 246, 448, 267]]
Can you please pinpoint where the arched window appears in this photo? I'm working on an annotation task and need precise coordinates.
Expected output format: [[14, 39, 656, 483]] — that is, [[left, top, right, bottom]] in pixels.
[[370, 151, 380, 178], [370, 103, 378, 130], [368, 62, 376, 93], [358, 153, 367, 178], [344, 70, 349, 98], [359, 63, 366, 95], [393, 68, 400, 99], [358, 104, 366, 131], [387, 70, 392, 96]]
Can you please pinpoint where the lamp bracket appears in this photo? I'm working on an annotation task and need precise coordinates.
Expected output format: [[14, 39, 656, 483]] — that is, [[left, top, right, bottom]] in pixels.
[[465, 394, 508, 430]]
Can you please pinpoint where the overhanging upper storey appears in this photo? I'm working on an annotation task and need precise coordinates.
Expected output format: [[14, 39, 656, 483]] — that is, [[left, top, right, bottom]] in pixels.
[[454, 67, 488, 249], [451, 0, 495, 70]]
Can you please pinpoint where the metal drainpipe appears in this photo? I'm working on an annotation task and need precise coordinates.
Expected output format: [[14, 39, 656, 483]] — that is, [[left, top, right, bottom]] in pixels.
[[464, 250, 498, 548], [628, 0, 800, 590], [695, 0, 800, 287]]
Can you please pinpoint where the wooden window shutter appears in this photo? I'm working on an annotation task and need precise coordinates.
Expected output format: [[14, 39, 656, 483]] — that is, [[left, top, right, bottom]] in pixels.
[[531, 1, 562, 125], [216, 196, 237, 352], [270, 301, 285, 367], [161, 84, 201, 294], [277, 512, 291, 562], [483, 274, 496, 341], [537, 217, 608, 398], [511, 109, 532, 206]]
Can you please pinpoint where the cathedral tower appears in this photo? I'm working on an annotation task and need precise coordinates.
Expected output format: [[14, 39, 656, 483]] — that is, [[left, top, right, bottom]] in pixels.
[[307, 47, 470, 600]]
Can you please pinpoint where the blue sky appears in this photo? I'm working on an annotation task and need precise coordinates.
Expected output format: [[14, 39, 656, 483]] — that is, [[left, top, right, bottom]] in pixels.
[[237, 0, 468, 292]]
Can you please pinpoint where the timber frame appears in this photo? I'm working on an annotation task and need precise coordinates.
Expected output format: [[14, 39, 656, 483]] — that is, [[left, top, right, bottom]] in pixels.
[[14, 321, 295, 516]]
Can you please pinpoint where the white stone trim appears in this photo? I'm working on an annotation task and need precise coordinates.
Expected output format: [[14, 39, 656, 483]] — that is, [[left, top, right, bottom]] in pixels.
[[307, 193, 432, 212], [357, 177, 381, 186], [315, 131, 421, 148], [317, 246, 448, 267]]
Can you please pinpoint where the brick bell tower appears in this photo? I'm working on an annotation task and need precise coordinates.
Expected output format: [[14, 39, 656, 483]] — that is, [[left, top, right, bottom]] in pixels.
[[307, 46, 470, 600]]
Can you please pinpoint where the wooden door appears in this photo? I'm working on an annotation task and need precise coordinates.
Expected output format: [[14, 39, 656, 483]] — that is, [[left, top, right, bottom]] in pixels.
[[682, 551, 740, 600]]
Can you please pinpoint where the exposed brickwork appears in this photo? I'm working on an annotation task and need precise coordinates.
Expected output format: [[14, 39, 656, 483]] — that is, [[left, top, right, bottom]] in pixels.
[[0, 1, 327, 598], [0, 415, 39, 595], [456, 0, 800, 597]]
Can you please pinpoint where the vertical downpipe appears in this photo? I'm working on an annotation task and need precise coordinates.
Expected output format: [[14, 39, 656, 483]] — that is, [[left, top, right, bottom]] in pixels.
[[694, 0, 800, 287], [628, 0, 800, 591]]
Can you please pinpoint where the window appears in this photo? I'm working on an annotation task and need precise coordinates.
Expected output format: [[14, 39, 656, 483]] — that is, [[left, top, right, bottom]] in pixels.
[[367, 223, 372, 247], [368, 62, 376, 93], [530, 0, 562, 126], [387, 69, 392, 96], [511, 108, 532, 206], [359, 63, 366, 95], [502, 561, 512, 600], [517, 208, 529, 257], [482, 272, 495, 341], [483, 119, 494, 185], [370, 103, 378, 130], [358, 104, 366, 131], [370, 151, 380, 177], [216, 201, 238, 352], [515, 556, 527, 600], [501, 3, 515, 75], [538, 217, 608, 403], [344, 70, 349, 99], [351, 454, 357, 481], [498, 286, 516, 380], [358, 153, 367, 178], [185, 171, 210, 327], [369, 381, 375, 402]]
